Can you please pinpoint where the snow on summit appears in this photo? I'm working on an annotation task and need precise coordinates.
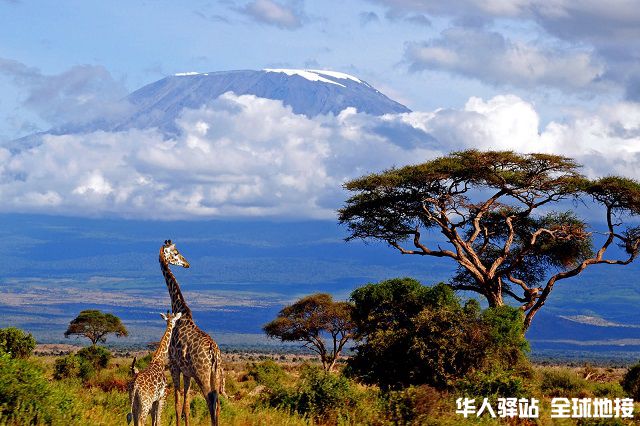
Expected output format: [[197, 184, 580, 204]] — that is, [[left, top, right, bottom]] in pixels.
[[263, 69, 365, 87]]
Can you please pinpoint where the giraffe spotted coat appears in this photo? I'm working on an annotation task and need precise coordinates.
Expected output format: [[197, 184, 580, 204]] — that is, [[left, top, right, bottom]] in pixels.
[[160, 240, 224, 426], [127, 312, 182, 426]]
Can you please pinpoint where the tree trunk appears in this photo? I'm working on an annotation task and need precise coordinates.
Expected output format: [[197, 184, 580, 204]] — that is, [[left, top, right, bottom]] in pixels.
[[485, 284, 504, 307]]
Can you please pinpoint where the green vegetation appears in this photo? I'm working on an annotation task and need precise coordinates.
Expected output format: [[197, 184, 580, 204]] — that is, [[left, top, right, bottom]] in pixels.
[[77, 345, 112, 369], [347, 278, 530, 391], [0, 350, 80, 425], [53, 346, 112, 381], [0, 327, 36, 359], [64, 310, 128, 346], [1, 346, 636, 426]]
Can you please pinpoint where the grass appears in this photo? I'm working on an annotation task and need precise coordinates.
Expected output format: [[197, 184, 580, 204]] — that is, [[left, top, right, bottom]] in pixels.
[[1, 352, 639, 425]]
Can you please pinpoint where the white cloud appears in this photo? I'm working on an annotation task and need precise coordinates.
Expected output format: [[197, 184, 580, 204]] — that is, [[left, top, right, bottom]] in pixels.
[[0, 94, 435, 219], [372, 0, 640, 96], [3, 91, 640, 219], [405, 28, 605, 91], [239, 0, 306, 29], [0, 58, 131, 129]]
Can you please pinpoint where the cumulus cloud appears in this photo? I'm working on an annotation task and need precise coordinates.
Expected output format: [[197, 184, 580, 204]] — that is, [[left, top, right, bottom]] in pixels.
[[3, 91, 640, 219], [0, 58, 131, 129], [405, 27, 604, 91], [238, 0, 306, 30], [371, 0, 640, 96], [0, 93, 435, 219]]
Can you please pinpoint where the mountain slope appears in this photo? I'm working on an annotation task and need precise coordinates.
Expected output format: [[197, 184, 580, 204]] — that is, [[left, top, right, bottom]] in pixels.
[[7, 69, 410, 150], [114, 69, 410, 134]]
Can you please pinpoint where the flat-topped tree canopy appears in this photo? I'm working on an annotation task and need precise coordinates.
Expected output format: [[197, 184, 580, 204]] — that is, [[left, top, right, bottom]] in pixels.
[[339, 150, 640, 330]]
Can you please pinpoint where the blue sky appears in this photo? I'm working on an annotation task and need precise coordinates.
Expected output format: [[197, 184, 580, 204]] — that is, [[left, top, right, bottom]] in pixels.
[[1, 0, 640, 219]]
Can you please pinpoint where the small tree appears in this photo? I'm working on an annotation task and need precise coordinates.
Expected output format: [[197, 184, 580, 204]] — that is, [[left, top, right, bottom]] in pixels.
[[339, 150, 640, 330], [0, 327, 36, 359], [263, 293, 354, 371], [64, 310, 128, 346]]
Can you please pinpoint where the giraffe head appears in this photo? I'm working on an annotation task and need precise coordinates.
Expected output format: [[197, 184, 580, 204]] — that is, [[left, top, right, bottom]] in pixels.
[[160, 310, 183, 326], [162, 240, 190, 268]]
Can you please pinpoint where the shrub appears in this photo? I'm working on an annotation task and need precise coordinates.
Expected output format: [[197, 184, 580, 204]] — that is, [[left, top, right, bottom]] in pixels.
[[592, 382, 625, 398], [348, 278, 531, 390], [289, 365, 356, 419], [540, 368, 590, 397], [0, 327, 36, 359], [77, 345, 111, 370], [78, 358, 96, 380], [386, 385, 442, 425], [54, 354, 81, 379], [456, 370, 529, 399], [53, 353, 96, 381], [259, 364, 368, 422], [0, 351, 80, 424], [246, 359, 286, 390], [621, 362, 640, 400]]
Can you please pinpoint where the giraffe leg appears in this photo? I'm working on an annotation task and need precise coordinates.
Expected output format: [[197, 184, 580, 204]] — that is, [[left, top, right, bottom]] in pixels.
[[171, 369, 182, 426], [152, 396, 165, 426], [131, 392, 141, 426], [156, 394, 165, 426], [139, 403, 151, 426], [201, 374, 219, 426], [182, 376, 192, 426], [151, 400, 159, 426]]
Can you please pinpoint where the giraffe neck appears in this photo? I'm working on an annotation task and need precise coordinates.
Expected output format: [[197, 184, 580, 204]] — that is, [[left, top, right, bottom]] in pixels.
[[152, 320, 177, 364], [159, 251, 192, 318]]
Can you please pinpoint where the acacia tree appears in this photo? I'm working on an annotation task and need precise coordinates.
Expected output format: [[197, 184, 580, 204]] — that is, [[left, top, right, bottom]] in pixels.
[[64, 310, 128, 346], [339, 150, 640, 330], [263, 293, 354, 371]]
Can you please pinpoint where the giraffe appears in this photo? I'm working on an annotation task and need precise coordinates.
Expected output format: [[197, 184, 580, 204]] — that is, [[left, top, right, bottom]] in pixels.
[[127, 311, 183, 426], [160, 240, 224, 426]]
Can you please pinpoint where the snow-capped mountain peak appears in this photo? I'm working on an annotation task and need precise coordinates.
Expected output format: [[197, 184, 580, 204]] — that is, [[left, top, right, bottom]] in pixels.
[[262, 68, 367, 88], [10, 69, 411, 146]]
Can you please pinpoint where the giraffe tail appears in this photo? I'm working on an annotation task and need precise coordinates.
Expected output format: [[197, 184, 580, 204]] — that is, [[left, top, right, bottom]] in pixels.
[[127, 381, 137, 424]]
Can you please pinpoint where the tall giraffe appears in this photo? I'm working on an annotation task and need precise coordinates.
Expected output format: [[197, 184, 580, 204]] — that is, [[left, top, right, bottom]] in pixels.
[[160, 240, 224, 426], [127, 311, 182, 426]]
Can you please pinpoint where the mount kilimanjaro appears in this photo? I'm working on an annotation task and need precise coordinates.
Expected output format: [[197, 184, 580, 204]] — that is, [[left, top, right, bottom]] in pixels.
[[11, 69, 411, 147]]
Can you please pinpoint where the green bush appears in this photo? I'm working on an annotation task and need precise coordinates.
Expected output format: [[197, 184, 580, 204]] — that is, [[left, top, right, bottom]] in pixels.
[[592, 382, 625, 398], [348, 278, 531, 390], [53, 353, 96, 381], [262, 365, 368, 422], [621, 362, 640, 400], [456, 369, 529, 399], [0, 327, 36, 359], [77, 358, 96, 380], [246, 359, 286, 390], [290, 365, 355, 418], [53, 354, 81, 379], [540, 368, 590, 397], [386, 385, 442, 425], [0, 351, 80, 424], [76, 345, 111, 370]]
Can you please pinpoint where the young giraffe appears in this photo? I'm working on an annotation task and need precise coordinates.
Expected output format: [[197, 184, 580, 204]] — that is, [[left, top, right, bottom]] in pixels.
[[127, 311, 183, 426], [160, 240, 224, 426]]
